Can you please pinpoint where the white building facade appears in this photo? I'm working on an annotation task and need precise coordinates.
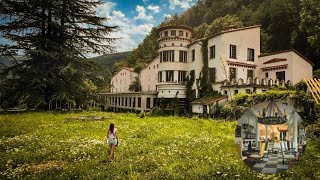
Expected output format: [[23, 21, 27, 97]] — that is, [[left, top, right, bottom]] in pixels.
[[102, 25, 313, 112]]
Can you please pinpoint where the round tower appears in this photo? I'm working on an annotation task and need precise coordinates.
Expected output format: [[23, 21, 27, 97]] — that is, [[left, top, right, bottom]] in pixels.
[[156, 25, 193, 99]]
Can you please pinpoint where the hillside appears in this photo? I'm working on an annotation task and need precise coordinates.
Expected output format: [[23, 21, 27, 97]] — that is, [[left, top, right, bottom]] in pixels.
[[116, 0, 320, 72], [89, 52, 130, 90], [90, 52, 130, 68]]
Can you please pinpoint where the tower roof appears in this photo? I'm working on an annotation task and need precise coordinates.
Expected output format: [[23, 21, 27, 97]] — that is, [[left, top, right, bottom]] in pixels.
[[156, 25, 194, 34]]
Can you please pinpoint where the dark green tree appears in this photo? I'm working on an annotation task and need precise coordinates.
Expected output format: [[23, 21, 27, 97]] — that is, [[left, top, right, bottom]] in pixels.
[[300, 0, 320, 53], [129, 77, 141, 92], [0, 0, 118, 110]]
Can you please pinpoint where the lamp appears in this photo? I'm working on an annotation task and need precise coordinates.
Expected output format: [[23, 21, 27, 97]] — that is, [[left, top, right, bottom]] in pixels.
[[258, 101, 287, 125]]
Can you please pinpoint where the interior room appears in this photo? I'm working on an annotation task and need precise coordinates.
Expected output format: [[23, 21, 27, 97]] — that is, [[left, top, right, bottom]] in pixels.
[[234, 101, 307, 174]]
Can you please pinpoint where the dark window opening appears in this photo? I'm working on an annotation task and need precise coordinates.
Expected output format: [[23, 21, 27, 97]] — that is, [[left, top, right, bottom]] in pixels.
[[229, 67, 237, 82], [247, 70, 254, 79], [209, 45, 215, 59], [146, 98, 151, 109], [192, 49, 195, 62], [179, 51, 187, 63], [276, 71, 285, 81], [230, 45, 237, 59], [138, 97, 141, 108], [166, 71, 174, 82], [178, 71, 186, 82], [171, 30, 176, 36], [247, 48, 254, 61]]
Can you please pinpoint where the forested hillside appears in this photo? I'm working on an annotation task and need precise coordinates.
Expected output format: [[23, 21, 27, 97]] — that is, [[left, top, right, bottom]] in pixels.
[[114, 0, 320, 72]]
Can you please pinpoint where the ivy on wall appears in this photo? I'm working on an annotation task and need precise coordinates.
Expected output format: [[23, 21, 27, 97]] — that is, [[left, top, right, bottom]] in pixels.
[[198, 39, 213, 98], [185, 70, 196, 113], [218, 88, 316, 122]]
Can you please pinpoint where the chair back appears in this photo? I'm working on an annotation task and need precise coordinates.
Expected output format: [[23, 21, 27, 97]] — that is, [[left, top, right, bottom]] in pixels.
[[260, 143, 266, 157], [281, 141, 288, 152], [281, 143, 285, 157]]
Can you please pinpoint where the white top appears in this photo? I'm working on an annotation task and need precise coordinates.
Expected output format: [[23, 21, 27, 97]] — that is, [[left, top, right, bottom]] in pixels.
[[108, 128, 117, 139]]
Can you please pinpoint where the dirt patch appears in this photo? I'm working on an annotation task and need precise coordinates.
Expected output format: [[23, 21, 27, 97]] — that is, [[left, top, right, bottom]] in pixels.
[[27, 160, 67, 172], [65, 115, 111, 121]]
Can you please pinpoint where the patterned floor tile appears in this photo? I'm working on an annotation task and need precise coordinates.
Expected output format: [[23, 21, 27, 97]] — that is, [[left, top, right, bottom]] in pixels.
[[261, 168, 277, 174]]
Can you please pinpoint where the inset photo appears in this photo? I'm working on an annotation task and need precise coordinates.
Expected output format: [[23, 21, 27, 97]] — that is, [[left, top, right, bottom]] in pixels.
[[234, 101, 307, 174]]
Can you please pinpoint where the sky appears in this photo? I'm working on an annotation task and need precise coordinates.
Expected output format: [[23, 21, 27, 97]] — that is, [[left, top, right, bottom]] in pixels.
[[98, 0, 197, 53], [0, 0, 197, 57]]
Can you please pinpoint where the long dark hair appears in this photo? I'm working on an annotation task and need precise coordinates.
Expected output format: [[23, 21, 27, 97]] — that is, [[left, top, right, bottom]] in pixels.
[[109, 123, 115, 134]]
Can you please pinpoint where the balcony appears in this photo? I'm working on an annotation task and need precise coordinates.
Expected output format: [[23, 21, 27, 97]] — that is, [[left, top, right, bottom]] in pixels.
[[157, 83, 187, 98]]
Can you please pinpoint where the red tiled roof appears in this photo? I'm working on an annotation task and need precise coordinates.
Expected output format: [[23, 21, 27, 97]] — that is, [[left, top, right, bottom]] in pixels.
[[261, 64, 288, 71], [263, 58, 287, 64], [192, 96, 228, 105]]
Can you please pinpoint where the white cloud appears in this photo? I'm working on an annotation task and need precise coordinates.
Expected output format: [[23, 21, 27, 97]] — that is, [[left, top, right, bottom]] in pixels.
[[163, 14, 172, 19], [169, 0, 194, 10], [93, 2, 154, 54], [95, 2, 116, 18], [147, 4, 160, 13], [134, 5, 153, 21]]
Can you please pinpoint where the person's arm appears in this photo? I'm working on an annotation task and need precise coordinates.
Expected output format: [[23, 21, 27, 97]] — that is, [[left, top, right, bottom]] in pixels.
[[114, 128, 118, 139]]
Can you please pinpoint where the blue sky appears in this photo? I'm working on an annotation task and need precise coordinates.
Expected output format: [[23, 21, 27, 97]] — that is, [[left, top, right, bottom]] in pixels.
[[0, 0, 197, 56], [98, 0, 197, 53]]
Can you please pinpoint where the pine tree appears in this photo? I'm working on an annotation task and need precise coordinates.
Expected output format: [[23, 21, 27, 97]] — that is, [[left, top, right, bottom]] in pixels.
[[0, 0, 118, 110]]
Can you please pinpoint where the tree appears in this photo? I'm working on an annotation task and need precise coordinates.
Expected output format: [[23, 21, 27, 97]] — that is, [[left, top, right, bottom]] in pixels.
[[204, 15, 244, 37], [300, 0, 320, 53], [0, 0, 118, 110], [129, 77, 141, 92]]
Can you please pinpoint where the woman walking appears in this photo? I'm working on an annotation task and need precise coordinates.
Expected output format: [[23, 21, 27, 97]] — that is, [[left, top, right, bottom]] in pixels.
[[107, 123, 118, 161]]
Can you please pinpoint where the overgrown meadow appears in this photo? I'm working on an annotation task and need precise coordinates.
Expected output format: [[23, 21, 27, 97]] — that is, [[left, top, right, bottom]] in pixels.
[[0, 112, 319, 179]]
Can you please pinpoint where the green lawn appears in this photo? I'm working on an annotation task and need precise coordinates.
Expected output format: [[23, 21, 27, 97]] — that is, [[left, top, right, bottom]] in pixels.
[[0, 112, 319, 179]]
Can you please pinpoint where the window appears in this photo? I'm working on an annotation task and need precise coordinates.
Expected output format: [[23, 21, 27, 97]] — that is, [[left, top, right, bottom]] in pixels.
[[178, 71, 186, 82], [164, 31, 168, 37], [166, 71, 174, 82], [171, 30, 176, 36], [224, 90, 228, 95], [229, 67, 236, 82], [209, 45, 215, 59], [146, 98, 151, 109], [172, 43, 174, 46], [125, 97, 128, 106], [192, 49, 195, 62], [179, 51, 188, 63], [133, 97, 136, 107], [230, 45, 237, 59], [122, 97, 124, 106], [265, 72, 269, 78], [138, 97, 141, 108], [158, 72, 162, 82], [276, 71, 285, 81], [234, 90, 239, 95], [247, 48, 254, 61], [179, 31, 183, 36], [186, 32, 189, 38], [246, 89, 251, 94], [209, 68, 216, 83], [247, 70, 254, 79], [160, 50, 175, 62], [129, 97, 132, 107]]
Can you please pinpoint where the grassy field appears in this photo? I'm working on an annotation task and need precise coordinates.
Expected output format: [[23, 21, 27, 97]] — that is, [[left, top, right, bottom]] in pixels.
[[0, 112, 319, 179]]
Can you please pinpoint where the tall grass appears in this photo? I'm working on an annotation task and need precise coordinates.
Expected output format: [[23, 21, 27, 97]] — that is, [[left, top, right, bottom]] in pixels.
[[0, 112, 319, 179]]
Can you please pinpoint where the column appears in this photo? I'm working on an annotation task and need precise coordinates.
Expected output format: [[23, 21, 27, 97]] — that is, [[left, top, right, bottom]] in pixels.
[[256, 122, 260, 147], [265, 125, 268, 141], [294, 115, 298, 150]]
